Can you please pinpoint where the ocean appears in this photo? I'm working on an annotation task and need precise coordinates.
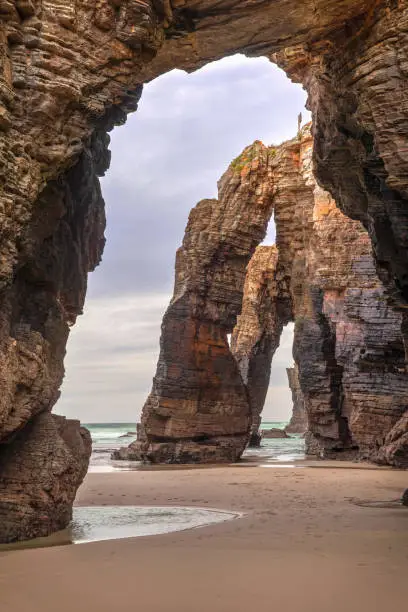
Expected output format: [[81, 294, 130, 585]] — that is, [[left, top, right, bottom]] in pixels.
[[85, 421, 305, 470]]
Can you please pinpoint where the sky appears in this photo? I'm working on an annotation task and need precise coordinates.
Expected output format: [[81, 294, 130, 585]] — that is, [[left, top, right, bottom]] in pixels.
[[56, 54, 310, 424]]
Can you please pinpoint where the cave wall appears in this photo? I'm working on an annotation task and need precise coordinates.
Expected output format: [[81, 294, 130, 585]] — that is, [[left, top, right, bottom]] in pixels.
[[0, 412, 91, 543], [274, 1, 408, 335], [0, 123, 107, 541], [1, 0, 408, 536]]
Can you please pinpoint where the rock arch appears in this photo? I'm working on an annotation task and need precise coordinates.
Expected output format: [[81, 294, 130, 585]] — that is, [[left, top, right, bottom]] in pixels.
[[122, 124, 408, 465], [1, 1, 408, 539]]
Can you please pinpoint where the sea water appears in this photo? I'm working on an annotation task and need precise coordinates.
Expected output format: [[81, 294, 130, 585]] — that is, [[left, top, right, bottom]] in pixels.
[[247, 420, 305, 463], [85, 420, 305, 470]]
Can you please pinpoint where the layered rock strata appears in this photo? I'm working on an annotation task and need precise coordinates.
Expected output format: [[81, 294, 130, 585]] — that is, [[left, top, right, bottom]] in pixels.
[[275, 2, 408, 330], [230, 245, 283, 447], [128, 143, 275, 463], [285, 366, 307, 435], [272, 126, 408, 463], [2, 2, 407, 322], [0, 127, 107, 541]]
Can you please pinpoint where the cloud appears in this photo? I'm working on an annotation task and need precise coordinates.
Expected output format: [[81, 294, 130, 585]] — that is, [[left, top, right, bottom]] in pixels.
[[58, 56, 308, 423], [56, 293, 169, 422]]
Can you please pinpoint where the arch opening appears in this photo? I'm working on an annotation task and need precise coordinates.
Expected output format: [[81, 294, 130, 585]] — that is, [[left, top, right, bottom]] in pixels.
[[57, 55, 309, 428]]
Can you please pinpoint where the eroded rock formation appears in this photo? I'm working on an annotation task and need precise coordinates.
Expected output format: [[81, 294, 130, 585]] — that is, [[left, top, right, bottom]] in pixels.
[[2, 2, 407, 318], [127, 124, 408, 465], [0, 412, 91, 543], [0, 127, 107, 540], [285, 366, 307, 435], [126, 143, 275, 463], [1, 0, 408, 536], [230, 245, 283, 447]]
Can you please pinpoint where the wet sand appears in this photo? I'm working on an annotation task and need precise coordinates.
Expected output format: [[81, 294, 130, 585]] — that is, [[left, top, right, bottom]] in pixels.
[[0, 463, 407, 611]]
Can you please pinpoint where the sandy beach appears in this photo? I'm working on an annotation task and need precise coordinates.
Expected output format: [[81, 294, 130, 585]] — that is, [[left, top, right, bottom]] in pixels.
[[0, 462, 407, 612]]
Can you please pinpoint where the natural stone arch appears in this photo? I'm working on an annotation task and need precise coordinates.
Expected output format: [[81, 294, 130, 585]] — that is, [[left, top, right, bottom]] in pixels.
[[1, 1, 408, 538], [120, 125, 408, 465]]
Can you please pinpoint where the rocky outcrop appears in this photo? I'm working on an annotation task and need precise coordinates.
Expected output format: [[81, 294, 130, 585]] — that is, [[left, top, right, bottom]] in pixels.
[[377, 413, 408, 469], [112, 443, 141, 461], [0, 412, 91, 543], [230, 246, 283, 447], [126, 143, 275, 463], [262, 428, 289, 440], [3, 3, 405, 329], [122, 125, 408, 466], [285, 366, 307, 435]]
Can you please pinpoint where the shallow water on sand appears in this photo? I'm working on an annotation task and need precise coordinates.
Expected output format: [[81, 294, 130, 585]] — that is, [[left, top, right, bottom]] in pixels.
[[0, 506, 241, 551], [71, 506, 241, 543]]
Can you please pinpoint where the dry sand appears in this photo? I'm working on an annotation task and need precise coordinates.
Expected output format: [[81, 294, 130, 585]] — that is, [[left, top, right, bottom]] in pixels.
[[0, 462, 407, 612]]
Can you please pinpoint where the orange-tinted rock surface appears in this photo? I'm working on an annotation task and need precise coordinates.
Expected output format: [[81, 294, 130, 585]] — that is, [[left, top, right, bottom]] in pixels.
[[128, 144, 275, 463], [272, 126, 408, 463]]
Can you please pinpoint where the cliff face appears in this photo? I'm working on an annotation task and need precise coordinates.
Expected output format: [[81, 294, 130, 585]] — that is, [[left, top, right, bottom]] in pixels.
[[2, 0, 408, 537], [274, 2, 408, 351], [230, 245, 283, 444], [0, 129, 106, 541], [128, 125, 408, 465], [273, 127, 408, 463], [285, 366, 307, 435]]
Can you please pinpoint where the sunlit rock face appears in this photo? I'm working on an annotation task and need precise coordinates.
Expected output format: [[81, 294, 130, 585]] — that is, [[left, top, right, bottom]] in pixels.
[[285, 366, 307, 435], [130, 143, 275, 463], [1, 0, 408, 536], [230, 245, 284, 445]]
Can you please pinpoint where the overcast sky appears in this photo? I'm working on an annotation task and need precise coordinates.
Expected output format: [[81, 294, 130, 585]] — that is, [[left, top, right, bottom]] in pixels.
[[56, 55, 310, 424]]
